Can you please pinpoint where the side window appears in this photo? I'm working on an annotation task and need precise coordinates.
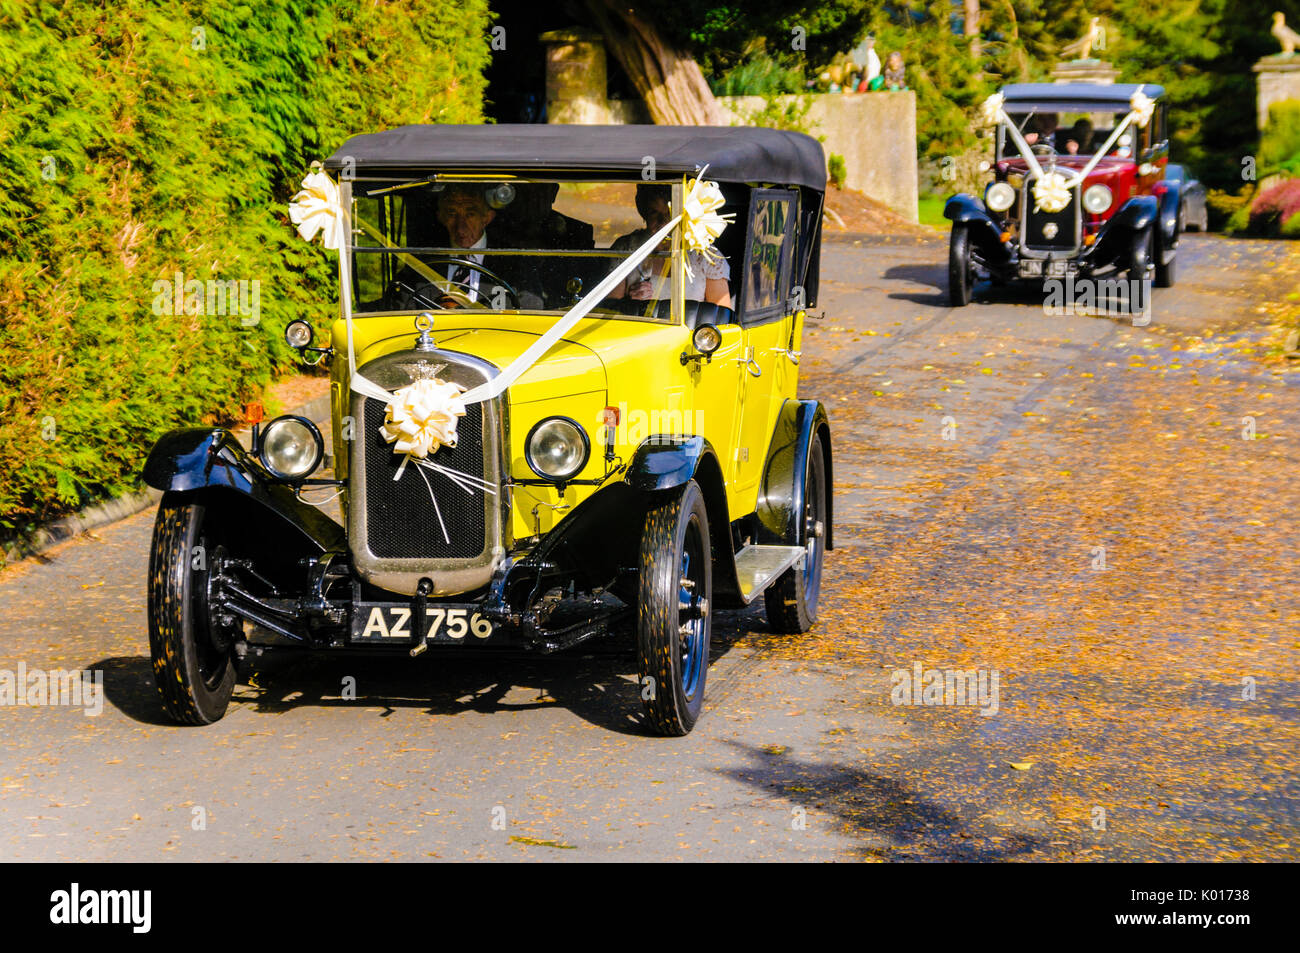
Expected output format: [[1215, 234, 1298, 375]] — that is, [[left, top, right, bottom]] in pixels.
[[742, 189, 796, 323]]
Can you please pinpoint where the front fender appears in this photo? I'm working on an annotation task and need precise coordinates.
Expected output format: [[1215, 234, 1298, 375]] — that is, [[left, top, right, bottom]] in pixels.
[[143, 428, 345, 553], [756, 400, 833, 551], [623, 435, 744, 606], [944, 194, 1013, 265], [624, 435, 708, 491], [1155, 181, 1182, 250], [1089, 195, 1158, 269]]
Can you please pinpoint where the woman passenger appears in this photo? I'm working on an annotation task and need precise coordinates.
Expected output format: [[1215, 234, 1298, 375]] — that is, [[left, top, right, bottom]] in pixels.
[[607, 184, 732, 308]]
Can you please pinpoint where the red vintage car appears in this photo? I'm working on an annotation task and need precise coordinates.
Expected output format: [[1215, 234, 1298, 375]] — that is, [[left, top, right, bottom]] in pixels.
[[944, 83, 1182, 306]]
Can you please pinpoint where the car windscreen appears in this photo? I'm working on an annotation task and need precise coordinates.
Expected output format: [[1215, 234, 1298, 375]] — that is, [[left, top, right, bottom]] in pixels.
[[346, 179, 703, 320], [999, 109, 1150, 159]]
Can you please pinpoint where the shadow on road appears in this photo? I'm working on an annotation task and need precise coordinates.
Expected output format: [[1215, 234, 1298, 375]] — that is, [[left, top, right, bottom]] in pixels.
[[882, 262, 950, 306], [93, 609, 768, 736], [715, 739, 1049, 861], [90, 656, 177, 726]]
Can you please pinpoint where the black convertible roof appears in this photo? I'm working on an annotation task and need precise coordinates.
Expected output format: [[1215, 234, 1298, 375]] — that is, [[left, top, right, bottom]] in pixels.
[[324, 124, 827, 190], [1001, 82, 1166, 112]]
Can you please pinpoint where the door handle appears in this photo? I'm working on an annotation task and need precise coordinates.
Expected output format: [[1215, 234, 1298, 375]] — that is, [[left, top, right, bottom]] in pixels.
[[738, 346, 762, 377], [773, 347, 800, 365]]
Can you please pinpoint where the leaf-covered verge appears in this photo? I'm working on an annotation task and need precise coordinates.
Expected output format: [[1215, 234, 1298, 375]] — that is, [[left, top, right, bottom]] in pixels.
[[0, 0, 491, 543]]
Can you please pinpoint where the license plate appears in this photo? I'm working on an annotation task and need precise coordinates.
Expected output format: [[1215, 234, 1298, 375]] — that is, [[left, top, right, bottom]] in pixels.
[[1019, 260, 1043, 277], [351, 604, 495, 644]]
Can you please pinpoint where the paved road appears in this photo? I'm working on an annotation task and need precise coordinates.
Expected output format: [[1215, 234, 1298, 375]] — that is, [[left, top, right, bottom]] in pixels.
[[2, 233, 1297, 861]]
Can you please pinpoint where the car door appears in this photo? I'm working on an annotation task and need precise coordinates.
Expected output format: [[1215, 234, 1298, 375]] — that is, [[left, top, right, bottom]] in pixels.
[[732, 189, 798, 509]]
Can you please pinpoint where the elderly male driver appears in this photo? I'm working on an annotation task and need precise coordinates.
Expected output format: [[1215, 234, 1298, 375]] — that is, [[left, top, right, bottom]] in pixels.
[[397, 184, 543, 310]]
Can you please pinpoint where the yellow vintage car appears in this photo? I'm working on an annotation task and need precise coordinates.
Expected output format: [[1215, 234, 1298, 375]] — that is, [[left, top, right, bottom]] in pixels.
[[143, 125, 834, 735]]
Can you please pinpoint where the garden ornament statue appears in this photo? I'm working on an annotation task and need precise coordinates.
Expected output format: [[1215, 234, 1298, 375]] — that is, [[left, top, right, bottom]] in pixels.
[[1060, 17, 1102, 60], [1273, 11, 1300, 55], [883, 51, 906, 90]]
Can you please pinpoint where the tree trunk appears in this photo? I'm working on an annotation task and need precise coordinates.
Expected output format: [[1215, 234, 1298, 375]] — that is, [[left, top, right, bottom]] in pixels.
[[965, 0, 982, 59], [581, 0, 723, 126]]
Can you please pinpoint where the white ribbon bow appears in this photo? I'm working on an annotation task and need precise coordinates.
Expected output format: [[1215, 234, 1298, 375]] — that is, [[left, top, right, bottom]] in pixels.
[[680, 172, 734, 277], [378, 377, 467, 460], [288, 167, 345, 250], [1129, 90, 1155, 129], [1033, 171, 1072, 214], [978, 92, 1005, 127]]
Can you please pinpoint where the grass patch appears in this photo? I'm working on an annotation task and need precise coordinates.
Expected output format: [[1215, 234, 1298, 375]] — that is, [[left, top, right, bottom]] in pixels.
[[918, 193, 950, 229]]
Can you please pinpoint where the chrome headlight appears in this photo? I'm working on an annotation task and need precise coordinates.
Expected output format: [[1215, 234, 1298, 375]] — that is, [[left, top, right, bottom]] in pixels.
[[692, 323, 722, 355], [525, 417, 590, 483], [986, 182, 1016, 213], [1083, 184, 1113, 214], [284, 320, 313, 349], [259, 415, 324, 481]]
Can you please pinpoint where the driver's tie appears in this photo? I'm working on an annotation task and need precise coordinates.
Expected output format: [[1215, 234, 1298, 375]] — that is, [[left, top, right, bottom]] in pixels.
[[449, 264, 478, 303]]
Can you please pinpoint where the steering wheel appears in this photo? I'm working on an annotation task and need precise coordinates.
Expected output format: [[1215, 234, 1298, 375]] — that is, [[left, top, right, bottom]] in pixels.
[[398, 257, 520, 310]]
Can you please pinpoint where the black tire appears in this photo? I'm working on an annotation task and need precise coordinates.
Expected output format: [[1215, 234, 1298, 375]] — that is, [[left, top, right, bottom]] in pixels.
[[148, 495, 239, 724], [1155, 245, 1177, 287], [1128, 226, 1154, 284], [1155, 210, 1180, 288], [765, 434, 828, 634], [636, 480, 712, 736], [948, 223, 973, 306]]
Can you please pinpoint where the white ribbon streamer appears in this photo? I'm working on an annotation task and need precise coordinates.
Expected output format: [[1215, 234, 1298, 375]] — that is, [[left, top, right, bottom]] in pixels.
[[1060, 86, 1152, 189], [456, 214, 681, 405], [980, 85, 1155, 208], [288, 166, 728, 411], [288, 166, 730, 520]]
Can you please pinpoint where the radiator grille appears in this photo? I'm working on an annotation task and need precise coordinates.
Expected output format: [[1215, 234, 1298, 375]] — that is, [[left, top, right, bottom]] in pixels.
[[1023, 184, 1077, 251], [362, 398, 486, 559]]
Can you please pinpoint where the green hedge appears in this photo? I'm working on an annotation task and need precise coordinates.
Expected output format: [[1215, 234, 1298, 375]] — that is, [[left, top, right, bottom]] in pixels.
[[0, 0, 491, 540], [1260, 99, 1300, 179]]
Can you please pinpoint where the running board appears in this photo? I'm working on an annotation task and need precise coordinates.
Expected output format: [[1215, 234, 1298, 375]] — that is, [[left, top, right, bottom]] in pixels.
[[733, 545, 805, 605]]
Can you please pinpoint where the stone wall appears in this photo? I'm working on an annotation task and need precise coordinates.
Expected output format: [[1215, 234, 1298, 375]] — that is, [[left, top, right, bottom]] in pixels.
[[535, 32, 918, 222], [1253, 58, 1300, 130], [717, 93, 919, 222]]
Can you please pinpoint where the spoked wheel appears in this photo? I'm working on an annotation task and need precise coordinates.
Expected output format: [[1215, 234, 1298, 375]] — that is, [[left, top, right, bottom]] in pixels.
[[148, 494, 240, 724], [765, 434, 828, 633], [636, 480, 712, 736], [948, 223, 975, 306]]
